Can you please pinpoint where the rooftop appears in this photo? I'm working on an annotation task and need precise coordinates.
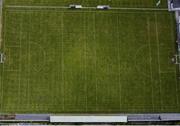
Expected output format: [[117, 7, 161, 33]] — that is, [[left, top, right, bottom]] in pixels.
[[168, 0, 180, 11], [173, 0, 180, 8]]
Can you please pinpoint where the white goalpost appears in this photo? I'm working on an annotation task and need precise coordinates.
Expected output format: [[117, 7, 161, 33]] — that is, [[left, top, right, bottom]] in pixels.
[[0, 52, 5, 63], [172, 54, 180, 64]]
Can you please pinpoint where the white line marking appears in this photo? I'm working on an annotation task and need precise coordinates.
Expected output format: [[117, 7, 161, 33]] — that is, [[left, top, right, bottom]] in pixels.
[[83, 13, 88, 112], [7, 48, 10, 67], [82, 7, 96, 9], [61, 12, 65, 111], [27, 13, 31, 109], [6, 9, 164, 14], [5, 70, 19, 72], [147, 17, 154, 111], [0, 10, 6, 111], [6, 5, 69, 9], [111, 7, 167, 11], [6, 45, 21, 48], [155, 12, 163, 110], [0, 0, 3, 49], [160, 71, 176, 74], [5, 5, 168, 11], [29, 42, 46, 72], [18, 13, 23, 108], [116, 15, 121, 109], [93, 12, 98, 111], [134, 45, 150, 77]]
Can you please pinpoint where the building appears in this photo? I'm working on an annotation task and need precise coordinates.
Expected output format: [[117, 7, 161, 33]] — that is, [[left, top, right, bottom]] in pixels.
[[168, 0, 180, 11], [50, 115, 128, 123]]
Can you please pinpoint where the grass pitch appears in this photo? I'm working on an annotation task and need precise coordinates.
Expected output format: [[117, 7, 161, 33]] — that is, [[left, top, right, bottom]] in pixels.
[[4, 0, 167, 8], [0, 0, 180, 113]]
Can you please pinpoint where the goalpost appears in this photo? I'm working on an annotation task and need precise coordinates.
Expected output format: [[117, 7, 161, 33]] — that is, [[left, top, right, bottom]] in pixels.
[[172, 54, 180, 65], [0, 52, 5, 63]]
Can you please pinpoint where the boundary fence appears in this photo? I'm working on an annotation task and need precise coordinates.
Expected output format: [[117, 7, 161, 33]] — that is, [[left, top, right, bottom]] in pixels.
[[5, 5, 168, 11]]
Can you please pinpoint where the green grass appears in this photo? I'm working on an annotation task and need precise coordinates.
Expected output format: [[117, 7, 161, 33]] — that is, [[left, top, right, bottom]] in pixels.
[[4, 0, 167, 8], [0, 0, 180, 113]]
